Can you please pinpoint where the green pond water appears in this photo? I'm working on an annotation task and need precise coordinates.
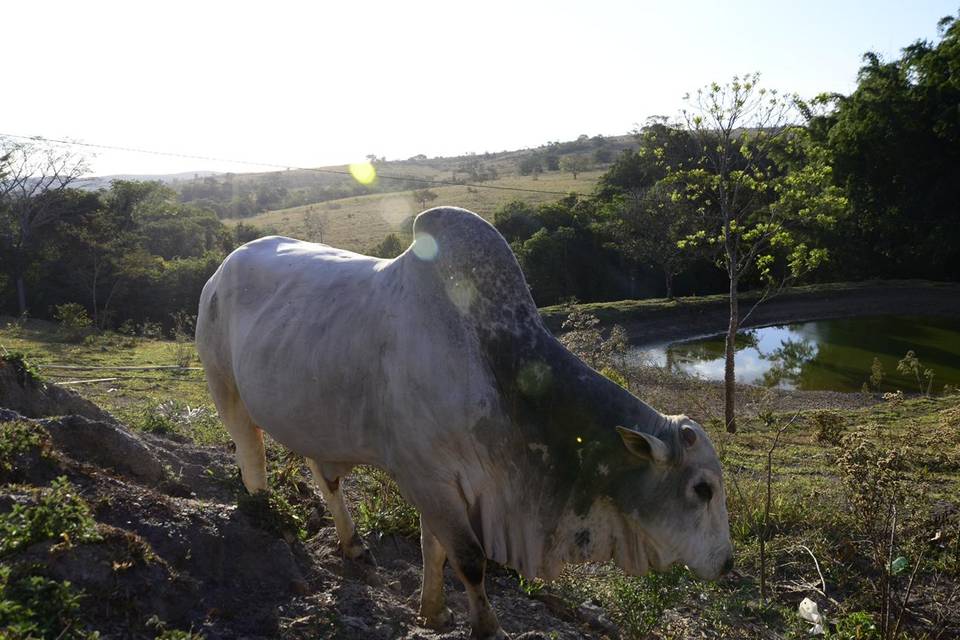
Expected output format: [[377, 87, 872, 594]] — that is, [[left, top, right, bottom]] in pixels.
[[632, 315, 960, 393]]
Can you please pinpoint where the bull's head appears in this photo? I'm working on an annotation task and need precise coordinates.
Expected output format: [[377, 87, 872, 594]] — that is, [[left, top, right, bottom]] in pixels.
[[612, 416, 733, 580]]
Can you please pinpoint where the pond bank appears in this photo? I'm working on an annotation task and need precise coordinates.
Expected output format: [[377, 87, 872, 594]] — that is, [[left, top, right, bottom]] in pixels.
[[539, 280, 960, 346]]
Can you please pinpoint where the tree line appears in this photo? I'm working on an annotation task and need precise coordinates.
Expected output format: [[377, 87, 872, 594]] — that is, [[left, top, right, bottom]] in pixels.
[[0, 151, 239, 330]]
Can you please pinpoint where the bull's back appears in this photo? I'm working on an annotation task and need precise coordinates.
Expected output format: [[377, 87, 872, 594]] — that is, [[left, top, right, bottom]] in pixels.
[[197, 236, 402, 460]]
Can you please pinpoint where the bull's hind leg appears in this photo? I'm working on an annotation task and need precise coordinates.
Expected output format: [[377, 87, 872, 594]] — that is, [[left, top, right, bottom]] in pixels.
[[305, 458, 367, 559], [206, 373, 267, 493], [419, 516, 453, 629]]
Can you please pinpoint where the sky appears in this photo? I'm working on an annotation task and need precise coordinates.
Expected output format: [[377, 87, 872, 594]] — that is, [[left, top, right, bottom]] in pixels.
[[3, 0, 957, 177]]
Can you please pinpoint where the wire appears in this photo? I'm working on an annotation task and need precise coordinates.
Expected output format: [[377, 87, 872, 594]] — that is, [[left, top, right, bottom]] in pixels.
[[0, 132, 584, 198]]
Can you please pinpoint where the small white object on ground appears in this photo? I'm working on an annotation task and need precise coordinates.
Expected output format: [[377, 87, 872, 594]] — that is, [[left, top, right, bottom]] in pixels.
[[798, 597, 826, 635]]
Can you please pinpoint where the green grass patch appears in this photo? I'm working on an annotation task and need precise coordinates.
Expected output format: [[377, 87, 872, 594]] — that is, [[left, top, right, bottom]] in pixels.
[[352, 466, 419, 538]]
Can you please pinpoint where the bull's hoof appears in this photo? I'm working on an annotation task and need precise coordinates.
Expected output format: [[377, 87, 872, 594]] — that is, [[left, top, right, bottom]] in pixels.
[[343, 536, 377, 566], [418, 606, 453, 630], [343, 544, 379, 568]]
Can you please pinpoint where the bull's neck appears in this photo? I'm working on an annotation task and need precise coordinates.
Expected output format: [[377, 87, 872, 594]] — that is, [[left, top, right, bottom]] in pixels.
[[493, 329, 670, 442]]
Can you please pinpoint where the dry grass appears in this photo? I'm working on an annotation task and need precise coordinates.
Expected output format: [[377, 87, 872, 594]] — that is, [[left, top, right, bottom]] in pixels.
[[223, 169, 605, 252]]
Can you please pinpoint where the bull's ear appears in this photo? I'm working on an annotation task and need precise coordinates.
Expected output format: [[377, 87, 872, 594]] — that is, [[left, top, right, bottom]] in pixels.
[[616, 425, 669, 464]]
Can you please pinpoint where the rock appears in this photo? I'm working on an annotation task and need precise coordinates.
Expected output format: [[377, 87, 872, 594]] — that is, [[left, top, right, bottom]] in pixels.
[[577, 601, 620, 637], [42, 415, 165, 484], [0, 361, 117, 422]]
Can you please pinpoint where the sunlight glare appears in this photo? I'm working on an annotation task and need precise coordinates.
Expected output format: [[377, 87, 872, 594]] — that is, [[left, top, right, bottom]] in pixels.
[[349, 161, 377, 185], [412, 232, 438, 261]]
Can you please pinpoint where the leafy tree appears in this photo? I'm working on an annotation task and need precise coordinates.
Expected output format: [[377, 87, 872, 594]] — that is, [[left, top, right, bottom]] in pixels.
[[660, 74, 841, 432], [370, 233, 405, 259], [493, 200, 543, 244], [600, 185, 698, 299], [811, 12, 960, 280], [60, 200, 157, 329], [560, 155, 590, 179], [518, 155, 543, 176], [302, 208, 326, 243], [0, 137, 89, 314], [412, 189, 439, 210]]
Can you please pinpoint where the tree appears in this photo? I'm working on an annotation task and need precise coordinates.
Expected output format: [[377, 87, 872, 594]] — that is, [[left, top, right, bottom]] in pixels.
[[559, 155, 589, 179], [58, 186, 156, 328], [370, 233, 405, 259], [601, 185, 698, 299], [303, 208, 326, 243], [810, 12, 960, 281], [412, 189, 439, 210], [518, 155, 543, 176], [0, 137, 89, 314], [660, 74, 841, 432]]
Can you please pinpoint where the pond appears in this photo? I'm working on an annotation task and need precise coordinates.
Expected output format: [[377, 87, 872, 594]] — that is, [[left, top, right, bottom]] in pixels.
[[631, 315, 960, 393]]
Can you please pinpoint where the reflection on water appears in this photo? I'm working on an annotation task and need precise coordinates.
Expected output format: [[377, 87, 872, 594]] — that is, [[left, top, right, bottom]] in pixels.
[[632, 315, 960, 392]]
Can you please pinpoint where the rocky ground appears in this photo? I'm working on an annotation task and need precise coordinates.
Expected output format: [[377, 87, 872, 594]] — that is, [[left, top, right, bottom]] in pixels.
[[0, 362, 613, 639]]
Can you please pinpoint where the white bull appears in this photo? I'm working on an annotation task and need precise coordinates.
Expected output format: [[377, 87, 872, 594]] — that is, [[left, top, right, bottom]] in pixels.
[[196, 206, 732, 639]]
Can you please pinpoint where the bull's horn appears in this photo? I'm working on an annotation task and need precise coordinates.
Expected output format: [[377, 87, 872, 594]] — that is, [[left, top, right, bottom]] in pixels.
[[615, 425, 669, 464]]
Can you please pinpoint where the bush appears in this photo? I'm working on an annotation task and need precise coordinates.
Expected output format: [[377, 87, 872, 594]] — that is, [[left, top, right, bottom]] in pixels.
[[813, 411, 845, 446], [0, 564, 95, 640], [52, 303, 92, 342], [0, 477, 101, 556], [0, 421, 49, 475], [0, 352, 42, 387]]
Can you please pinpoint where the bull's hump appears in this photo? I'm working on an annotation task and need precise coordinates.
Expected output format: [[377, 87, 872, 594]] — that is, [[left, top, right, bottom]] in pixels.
[[407, 207, 540, 336]]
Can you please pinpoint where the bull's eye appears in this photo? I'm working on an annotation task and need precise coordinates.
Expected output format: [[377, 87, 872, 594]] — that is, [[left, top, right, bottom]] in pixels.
[[694, 481, 713, 502]]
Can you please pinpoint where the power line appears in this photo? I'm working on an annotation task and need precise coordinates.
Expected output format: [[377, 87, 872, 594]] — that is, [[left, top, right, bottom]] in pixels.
[[0, 132, 582, 198]]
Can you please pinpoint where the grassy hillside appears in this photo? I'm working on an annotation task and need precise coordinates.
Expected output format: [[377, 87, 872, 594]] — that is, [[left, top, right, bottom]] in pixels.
[[222, 169, 607, 252]]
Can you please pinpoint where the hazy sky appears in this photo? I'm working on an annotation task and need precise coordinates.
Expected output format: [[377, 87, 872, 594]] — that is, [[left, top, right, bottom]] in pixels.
[[4, 0, 956, 176]]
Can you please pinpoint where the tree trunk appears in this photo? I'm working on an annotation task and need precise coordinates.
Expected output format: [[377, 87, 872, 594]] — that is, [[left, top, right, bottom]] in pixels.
[[15, 274, 27, 316], [725, 275, 739, 433], [664, 269, 674, 300]]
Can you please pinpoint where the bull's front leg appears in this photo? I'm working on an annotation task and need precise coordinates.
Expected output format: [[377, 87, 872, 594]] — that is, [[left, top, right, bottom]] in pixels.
[[418, 516, 453, 628], [448, 536, 506, 640]]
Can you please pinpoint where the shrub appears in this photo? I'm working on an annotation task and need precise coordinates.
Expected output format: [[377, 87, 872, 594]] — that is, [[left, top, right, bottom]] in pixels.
[[52, 303, 92, 343], [169, 311, 197, 368], [0, 477, 101, 556], [0, 564, 96, 640], [897, 350, 935, 396], [813, 411, 845, 446], [0, 420, 49, 475], [0, 352, 42, 387]]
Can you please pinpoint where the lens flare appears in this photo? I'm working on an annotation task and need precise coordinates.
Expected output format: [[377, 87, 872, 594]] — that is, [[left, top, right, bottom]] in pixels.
[[412, 232, 438, 261], [349, 162, 377, 185]]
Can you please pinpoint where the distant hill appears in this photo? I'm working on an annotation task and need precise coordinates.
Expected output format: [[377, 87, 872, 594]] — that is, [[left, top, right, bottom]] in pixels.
[[189, 133, 636, 251], [74, 171, 221, 191], [73, 133, 637, 252]]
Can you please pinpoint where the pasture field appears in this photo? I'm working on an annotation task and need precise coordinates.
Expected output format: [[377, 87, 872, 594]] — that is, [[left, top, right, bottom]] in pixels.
[[222, 169, 606, 251], [2, 315, 959, 638]]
